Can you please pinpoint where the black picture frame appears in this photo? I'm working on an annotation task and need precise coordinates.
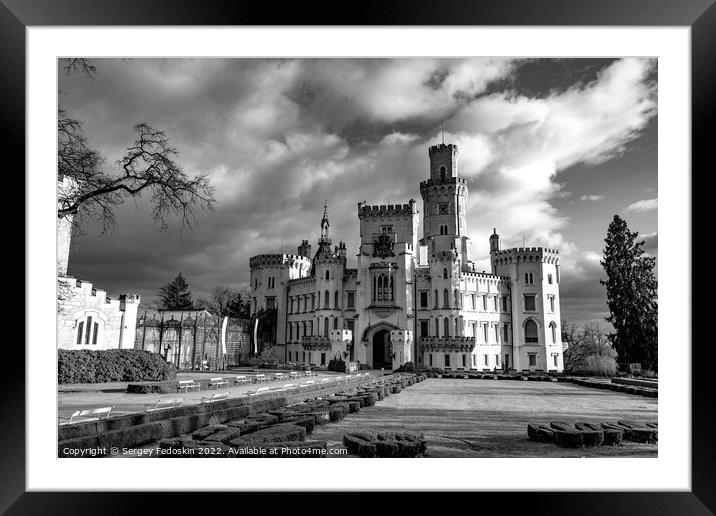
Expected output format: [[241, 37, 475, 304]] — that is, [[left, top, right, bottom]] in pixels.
[[4, 0, 712, 513]]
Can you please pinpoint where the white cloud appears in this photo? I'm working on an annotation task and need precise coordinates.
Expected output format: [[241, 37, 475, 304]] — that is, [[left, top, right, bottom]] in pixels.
[[580, 195, 604, 202], [625, 198, 658, 212]]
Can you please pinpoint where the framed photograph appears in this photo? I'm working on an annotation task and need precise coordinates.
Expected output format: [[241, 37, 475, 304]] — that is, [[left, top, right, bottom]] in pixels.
[[7, 0, 712, 512]]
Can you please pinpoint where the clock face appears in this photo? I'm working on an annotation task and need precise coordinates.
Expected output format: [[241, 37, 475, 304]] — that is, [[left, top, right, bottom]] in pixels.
[[372, 233, 395, 259]]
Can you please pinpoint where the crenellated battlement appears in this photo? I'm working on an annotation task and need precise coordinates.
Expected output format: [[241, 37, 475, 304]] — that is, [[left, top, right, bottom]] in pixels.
[[358, 199, 417, 217], [428, 143, 458, 155], [461, 270, 510, 283], [419, 177, 468, 190], [491, 246, 560, 265], [419, 336, 475, 352], [287, 276, 317, 288], [249, 253, 313, 270]]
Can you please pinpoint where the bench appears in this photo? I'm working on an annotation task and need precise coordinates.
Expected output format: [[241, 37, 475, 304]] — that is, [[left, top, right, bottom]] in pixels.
[[253, 374, 269, 383], [247, 386, 270, 397], [60, 406, 113, 425], [144, 398, 183, 412], [200, 392, 229, 404], [305, 370, 318, 377], [289, 371, 301, 379], [177, 380, 200, 393], [233, 375, 251, 386], [282, 383, 297, 390], [302, 380, 315, 386], [208, 377, 229, 389], [273, 373, 288, 381]]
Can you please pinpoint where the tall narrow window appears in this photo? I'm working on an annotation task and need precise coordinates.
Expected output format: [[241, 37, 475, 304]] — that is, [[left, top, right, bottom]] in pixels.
[[443, 317, 449, 337], [76, 321, 84, 345], [325, 290, 330, 308], [334, 291, 339, 309], [435, 318, 440, 337], [524, 295, 536, 311], [92, 322, 99, 344], [503, 324, 510, 342], [483, 323, 488, 343], [550, 322, 557, 343], [323, 318, 329, 336], [334, 318, 339, 330], [443, 267, 448, 279], [454, 289, 459, 308], [434, 290, 439, 308], [85, 316, 93, 344], [443, 289, 449, 308], [454, 318, 460, 336], [525, 320, 539, 343], [440, 166, 446, 181], [548, 273, 553, 284]]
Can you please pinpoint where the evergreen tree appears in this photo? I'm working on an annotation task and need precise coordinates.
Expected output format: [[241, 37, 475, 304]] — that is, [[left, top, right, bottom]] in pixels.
[[600, 215, 658, 370], [158, 273, 194, 310]]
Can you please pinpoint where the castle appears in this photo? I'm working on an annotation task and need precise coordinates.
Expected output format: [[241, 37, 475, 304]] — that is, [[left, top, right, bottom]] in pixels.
[[249, 142, 564, 372], [57, 175, 141, 350]]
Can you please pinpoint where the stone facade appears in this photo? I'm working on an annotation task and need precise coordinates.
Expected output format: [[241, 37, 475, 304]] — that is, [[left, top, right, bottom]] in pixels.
[[57, 175, 142, 350], [249, 142, 564, 372]]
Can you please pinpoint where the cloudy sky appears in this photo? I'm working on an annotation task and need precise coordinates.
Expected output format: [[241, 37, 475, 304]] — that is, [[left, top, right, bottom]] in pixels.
[[59, 58, 658, 326]]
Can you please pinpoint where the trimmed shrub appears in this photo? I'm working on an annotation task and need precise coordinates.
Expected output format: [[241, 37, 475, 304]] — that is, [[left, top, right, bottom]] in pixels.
[[280, 416, 316, 435], [343, 433, 377, 458], [328, 358, 348, 373], [228, 424, 306, 446], [192, 425, 228, 440], [202, 427, 243, 444], [527, 423, 555, 444], [225, 419, 260, 435], [553, 430, 584, 448], [343, 432, 426, 458], [395, 361, 415, 373], [58, 349, 177, 384]]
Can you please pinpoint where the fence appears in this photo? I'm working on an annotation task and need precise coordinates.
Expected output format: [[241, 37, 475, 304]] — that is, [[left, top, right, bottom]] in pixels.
[[135, 311, 252, 370]]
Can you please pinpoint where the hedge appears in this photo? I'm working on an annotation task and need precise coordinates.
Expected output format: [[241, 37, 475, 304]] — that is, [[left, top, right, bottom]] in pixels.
[[343, 432, 426, 458], [227, 424, 306, 446], [58, 349, 177, 384]]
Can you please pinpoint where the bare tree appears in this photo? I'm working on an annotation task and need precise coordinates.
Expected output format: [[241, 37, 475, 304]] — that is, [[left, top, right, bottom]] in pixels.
[[57, 58, 214, 233], [196, 286, 251, 318]]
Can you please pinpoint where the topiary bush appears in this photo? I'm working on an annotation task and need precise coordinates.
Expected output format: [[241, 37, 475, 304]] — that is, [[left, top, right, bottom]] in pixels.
[[328, 358, 347, 373], [395, 361, 415, 373], [58, 349, 177, 384]]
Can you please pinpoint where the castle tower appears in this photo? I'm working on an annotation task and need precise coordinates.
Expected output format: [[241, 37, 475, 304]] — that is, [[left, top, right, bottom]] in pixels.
[[419, 143, 473, 271]]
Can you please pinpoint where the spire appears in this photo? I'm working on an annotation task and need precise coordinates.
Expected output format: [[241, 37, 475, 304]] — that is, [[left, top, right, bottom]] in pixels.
[[320, 200, 330, 240], [441, 119, 445, 144]]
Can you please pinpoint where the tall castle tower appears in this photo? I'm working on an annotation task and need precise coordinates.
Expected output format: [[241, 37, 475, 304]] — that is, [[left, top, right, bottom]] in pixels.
[[419, 143, 473, 272]]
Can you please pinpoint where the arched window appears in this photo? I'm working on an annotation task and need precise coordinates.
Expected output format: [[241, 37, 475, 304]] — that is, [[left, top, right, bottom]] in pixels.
[[454, 289, 460, 308], [454, 318, 460, 336], [317, 291, 321, 307], [443, 267, 448, 279], [443, 289, 449, 308], [75, 314, 102, 346], [334, 318, 339, 330], [334, 291, 339, 309], [376, 274, 393, 302], [434, 289, 439, 308], [325, 270, 330, 280], [443, 317, 450, 337], [324, 290, 330, 308], [550, 322, 557, 343], [435, 318, 439, 336], [440, 166, 446, 180], [324, 317, 329, 336], [525, 319, 539, 343]]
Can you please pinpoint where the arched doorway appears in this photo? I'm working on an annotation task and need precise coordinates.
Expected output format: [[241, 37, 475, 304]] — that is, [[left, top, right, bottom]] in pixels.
[[372, 329, 392, 369]]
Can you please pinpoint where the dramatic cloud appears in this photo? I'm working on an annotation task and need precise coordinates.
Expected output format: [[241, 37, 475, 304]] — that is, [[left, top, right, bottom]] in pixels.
[[60, 57, 657, 323], [640, 232, 658, 252], [625, 198, 658, 212]]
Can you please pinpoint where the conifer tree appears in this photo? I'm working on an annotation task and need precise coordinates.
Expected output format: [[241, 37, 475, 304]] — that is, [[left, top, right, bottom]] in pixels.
[[158, 273, 194, 310], [600, 215, 658, 370]]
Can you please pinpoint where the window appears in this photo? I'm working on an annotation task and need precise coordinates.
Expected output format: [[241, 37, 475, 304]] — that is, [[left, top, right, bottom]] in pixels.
[[420, 320, 429, 337], [438, 202, 449, 215], [528, 354, 537, 367], [524, 272, 534, 285], [502, 296, 509, 312], [549, 295, 555, 312], [454, 289, 460, 308], [504, 354, 509, 369], [443, 289, 449, 308], [462, 354, 467, 367], [266, 297, 276, 310], [288, 351, 292, 362], [550, 322, 557, 343], [321, 353, 326, 366], [317, 291, 321, 307], [289, 325, 293, 340], [552, 354, 559, 367], [334, 291, 339, 309], [494, 325, 499, 343], [76, 321, 84, 345], [434, 289, 439, 308], [525, 320, 539, 343], [472, 355, 476, 367], [325, 290, 330, 308], [548, 273, 553, 284], [311, 294, 315, 310], [454, 318, 460, 336], [334, 318, 339, 330], [76, 315, 101, 346], [435, 318, 439, 336], [375, 274, 394, 302], [524, 295, 536, 311], [444, 354, 450, 367], [325, 270, 330, 280], [347, 291, 355, 309], [429, 354, 433, 366], [381, 225, 393, 234], [482, 295, 487, 311], [440, 166, 446, 180], [420, 291, 428, 308], [471, 294, 476, 310], [483, 323, 488, 343], [493, 296, 498, 311], [503, 324, 510, 343], [484, 355, 489, 366], [443, 267, 449, 279], [323, 318, 329, 336], [495, 355, 500, 367], [443, 317, 449, 337], [439, 224, 449, 235]]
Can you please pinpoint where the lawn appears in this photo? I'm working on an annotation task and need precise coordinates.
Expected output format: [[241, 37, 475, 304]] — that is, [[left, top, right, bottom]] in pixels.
[[310, 378, 658, 457]]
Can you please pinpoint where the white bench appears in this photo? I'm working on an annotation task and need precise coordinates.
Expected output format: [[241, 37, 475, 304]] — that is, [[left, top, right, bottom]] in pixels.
[[289, 371, 301, 379], [144, 398, 183, 412], [247, 386, 270, 397], [273, 373, 288, 381], [253, 374, 269, 383], [282, 383, 297, 390], [200, 392, 229, 404], [208, 377, 229, 389], [233, 375, 251, 386], [302, 380, 315, 386], [177, 380, 200, 393], [60, 406, 113, 425], [305, 371, 318, 377]]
